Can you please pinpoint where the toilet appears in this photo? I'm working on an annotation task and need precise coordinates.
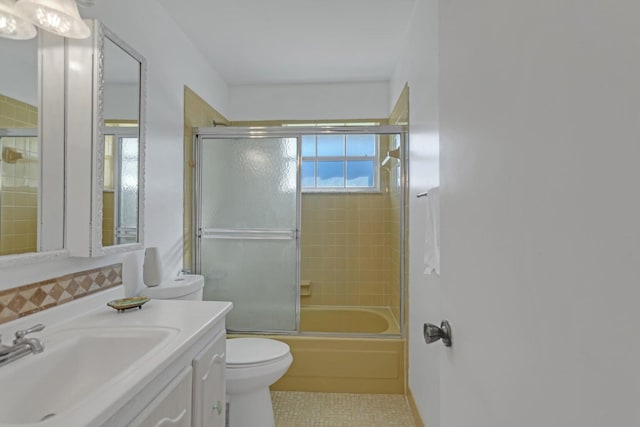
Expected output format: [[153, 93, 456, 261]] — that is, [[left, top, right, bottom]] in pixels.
[[142, 275, 292, 427], [225, 337, 292, 427], [140, 274, 205, 301]]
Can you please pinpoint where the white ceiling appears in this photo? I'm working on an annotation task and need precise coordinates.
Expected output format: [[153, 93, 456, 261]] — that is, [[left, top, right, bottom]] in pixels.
[[156, 0, 416, 85]]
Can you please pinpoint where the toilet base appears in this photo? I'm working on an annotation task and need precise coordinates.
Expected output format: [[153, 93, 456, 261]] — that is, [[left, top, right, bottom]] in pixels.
[[227, 387, 275, 427]]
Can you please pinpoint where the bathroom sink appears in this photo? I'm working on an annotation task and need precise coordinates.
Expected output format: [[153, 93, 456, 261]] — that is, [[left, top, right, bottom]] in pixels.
[[0, 326, 178, 425]]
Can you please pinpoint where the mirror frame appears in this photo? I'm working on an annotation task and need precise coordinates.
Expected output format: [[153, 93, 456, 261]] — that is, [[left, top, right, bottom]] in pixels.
[[0, 32, 68, 268], [66, 20, 146, 257]]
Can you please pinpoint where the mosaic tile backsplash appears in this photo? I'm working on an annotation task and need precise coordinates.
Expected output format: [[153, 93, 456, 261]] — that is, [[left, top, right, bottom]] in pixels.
[[0, 264, 122, 324]]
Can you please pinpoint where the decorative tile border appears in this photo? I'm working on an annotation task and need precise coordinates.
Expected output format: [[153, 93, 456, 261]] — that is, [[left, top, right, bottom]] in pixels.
[[0, 264, 122, 324]]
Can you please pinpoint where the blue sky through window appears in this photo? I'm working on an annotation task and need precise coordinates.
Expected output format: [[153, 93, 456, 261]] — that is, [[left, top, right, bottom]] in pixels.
[[301, 134, 377, 191]]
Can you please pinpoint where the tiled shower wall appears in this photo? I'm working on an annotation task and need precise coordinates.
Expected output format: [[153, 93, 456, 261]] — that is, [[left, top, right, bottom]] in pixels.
[[300, 135, 403, 315], [0, 94, 38, 256]]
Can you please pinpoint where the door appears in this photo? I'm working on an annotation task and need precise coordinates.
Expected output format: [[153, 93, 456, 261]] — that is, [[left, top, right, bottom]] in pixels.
[[195, 136, 299, 332], [438, 2, 640, 427]]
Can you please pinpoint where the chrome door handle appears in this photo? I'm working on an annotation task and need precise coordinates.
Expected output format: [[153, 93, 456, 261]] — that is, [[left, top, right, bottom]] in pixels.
[[423, 320, 452, 347]]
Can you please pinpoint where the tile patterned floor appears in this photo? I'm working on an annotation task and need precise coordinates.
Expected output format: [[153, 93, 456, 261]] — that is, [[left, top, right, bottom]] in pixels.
[[272, 391, 417, 427]]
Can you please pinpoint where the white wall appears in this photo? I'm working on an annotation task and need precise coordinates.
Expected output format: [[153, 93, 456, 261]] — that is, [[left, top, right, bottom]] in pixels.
[[439, 2, 640, 427], [103, 83, 139, 121], [229, 81, 389, 121], [0, 37, 38, 106], [1, 0, 229, 295], [390, 1, 440, 426]]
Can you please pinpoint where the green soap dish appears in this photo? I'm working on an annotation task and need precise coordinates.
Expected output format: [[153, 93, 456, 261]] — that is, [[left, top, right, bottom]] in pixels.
[[107, 296, 150, 312]]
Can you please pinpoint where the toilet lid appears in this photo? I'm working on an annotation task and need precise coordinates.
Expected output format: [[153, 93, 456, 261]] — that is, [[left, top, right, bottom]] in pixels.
[[141, 275, 204, 299], [226, 338, 290, 366]]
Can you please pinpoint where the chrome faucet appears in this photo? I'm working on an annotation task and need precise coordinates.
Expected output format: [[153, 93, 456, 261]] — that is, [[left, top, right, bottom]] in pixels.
[[0, 324, 45, 367]]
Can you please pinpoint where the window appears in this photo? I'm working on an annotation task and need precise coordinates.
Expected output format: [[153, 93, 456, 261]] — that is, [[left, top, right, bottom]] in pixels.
[[301, 134, 378, 191]]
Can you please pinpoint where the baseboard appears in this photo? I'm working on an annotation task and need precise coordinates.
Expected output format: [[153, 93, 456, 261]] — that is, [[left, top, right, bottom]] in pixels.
[[407, 387, 425, 427]]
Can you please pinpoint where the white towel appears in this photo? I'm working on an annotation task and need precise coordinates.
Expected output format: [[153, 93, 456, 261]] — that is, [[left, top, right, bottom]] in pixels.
[[424, 187, 440, 275]]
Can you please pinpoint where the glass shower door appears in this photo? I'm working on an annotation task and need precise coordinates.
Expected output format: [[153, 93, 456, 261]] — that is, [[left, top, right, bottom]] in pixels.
[[196, 136, 299, 332]]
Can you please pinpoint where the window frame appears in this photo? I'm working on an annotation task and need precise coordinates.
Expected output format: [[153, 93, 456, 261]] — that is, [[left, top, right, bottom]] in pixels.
[[301, 133, 381, 193]]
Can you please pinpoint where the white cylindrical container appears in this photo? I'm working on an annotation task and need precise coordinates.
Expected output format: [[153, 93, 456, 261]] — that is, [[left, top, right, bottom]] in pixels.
[[143, 247, 163, 287]]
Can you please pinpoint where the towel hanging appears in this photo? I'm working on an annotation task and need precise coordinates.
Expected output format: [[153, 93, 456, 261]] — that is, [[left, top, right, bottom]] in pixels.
[[424, 187, 440, 275]]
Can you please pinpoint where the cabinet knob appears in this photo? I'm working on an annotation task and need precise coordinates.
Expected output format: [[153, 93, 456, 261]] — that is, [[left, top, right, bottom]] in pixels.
[[213, 353, 225, 364], [212, 401, 223, 416]]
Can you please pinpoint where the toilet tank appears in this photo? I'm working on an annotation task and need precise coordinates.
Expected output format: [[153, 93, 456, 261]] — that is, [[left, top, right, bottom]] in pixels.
[[141, 275, 204, 301]]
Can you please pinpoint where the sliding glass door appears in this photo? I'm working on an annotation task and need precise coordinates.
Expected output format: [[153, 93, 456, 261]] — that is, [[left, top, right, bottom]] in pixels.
[[195, 136, 299, 332]]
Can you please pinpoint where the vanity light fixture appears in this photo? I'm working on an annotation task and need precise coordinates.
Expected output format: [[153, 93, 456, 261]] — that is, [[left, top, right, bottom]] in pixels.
[[0, 0, 37, 40], [15, 0, 90, 39]]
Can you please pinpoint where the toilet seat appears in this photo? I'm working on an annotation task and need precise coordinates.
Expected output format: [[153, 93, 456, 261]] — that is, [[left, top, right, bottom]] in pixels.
[[226, 338, 291, 369]]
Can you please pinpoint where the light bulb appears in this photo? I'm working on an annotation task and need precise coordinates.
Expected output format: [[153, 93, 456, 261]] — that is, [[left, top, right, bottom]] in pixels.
[[14, 0, 90, 39], [0, 13, 17, 34], [35, 6, 70, 34], [0, 0, 36, 40]]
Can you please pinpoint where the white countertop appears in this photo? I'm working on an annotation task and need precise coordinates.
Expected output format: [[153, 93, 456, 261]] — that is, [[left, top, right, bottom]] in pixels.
[[0, 286, 233, 427]]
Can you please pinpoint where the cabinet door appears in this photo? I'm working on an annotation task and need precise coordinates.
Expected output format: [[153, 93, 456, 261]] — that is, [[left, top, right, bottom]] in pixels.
[[129, 366, 193, 427], [192, 332, 226, 427]]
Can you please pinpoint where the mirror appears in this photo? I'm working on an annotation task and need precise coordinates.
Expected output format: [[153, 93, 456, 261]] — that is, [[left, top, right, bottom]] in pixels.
[[0, 36, 39, 256], [0, 32, 66, 265], [66, 21, 145, 257], [102, 35, 142, 247]]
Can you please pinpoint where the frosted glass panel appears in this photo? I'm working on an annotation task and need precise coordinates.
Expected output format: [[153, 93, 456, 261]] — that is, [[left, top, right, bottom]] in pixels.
[[199, 136, 299, 332], [201, 138, 297, 229], [201, 238, 297, 331], [117, 137, 139, 244]]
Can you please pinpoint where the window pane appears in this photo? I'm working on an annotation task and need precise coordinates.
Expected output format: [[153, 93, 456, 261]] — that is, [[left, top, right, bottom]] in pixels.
[[301, 161, 316, 187], [317, 161, 344, 187], [317, 135, 344, 157], [346, 160, 374, 187], [301, 135, 316, 157], [346, 134, 376, 157]]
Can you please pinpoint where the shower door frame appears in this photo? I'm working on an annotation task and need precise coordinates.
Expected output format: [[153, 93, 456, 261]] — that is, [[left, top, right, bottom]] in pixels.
[[193, 125, 408, 338]]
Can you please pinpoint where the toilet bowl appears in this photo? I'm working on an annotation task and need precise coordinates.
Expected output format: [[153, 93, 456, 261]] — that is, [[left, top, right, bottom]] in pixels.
[[140, 274, 204, 301], [226, 338, 293, 427]]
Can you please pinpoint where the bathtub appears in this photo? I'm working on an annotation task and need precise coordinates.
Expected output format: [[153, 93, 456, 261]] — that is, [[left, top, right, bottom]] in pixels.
[[300, 305, 400, 335], [231, 306, 405, 394]]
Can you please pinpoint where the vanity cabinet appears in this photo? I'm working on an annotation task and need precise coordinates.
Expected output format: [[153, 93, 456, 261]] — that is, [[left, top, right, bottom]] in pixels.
[[192, 331, 226, 427], [124, 332, 228, 427], [98, 314, 230, 427], [129, 366, 193, 427]]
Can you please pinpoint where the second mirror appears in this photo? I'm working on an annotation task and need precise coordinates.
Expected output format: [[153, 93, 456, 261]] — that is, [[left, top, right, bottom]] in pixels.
[[66, 20, 146, 257]]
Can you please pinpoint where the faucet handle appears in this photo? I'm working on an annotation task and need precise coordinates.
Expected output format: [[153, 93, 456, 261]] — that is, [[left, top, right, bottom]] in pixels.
[[14, 324, 45, 341]]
